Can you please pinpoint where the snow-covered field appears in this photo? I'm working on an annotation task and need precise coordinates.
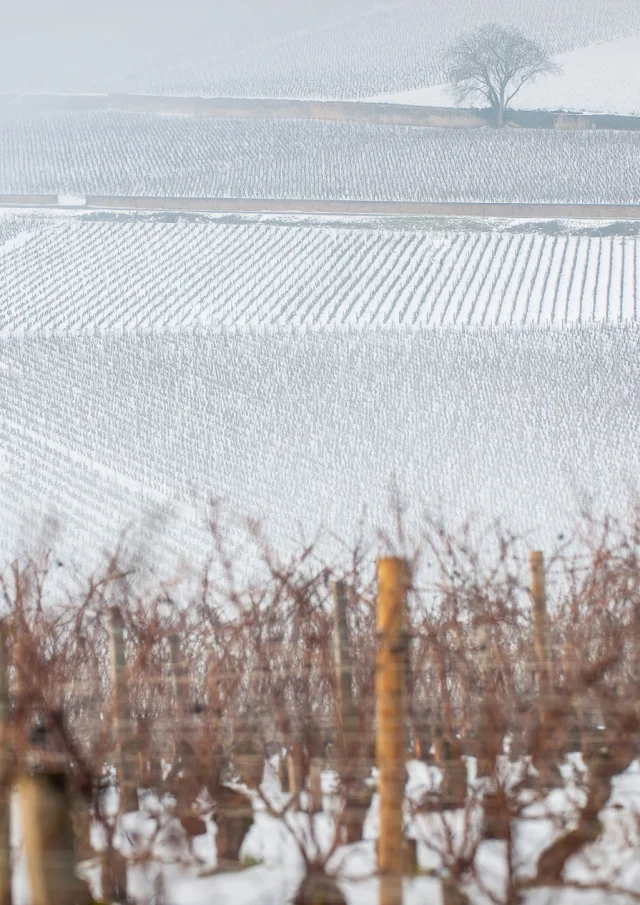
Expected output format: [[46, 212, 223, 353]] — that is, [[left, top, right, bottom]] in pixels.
[[10, 758, 640, 905], [1, 327, 639, 576], [2, 0, 640, 98], [1, 215, 639, 331], [371, 35, 640, 116], [2, 112, 640, 204]]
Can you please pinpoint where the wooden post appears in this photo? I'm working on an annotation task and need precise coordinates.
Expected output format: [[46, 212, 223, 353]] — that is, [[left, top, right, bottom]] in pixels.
[[287, 742, 304, 807], [109, 607, 138, 813], [529, 551, 561, 787], [332, 581, 357, 756], [169, 632, 186, 718], [169, 631, 189, 767], [376, 557, 408, 905], [530, 552, 552, 707], [278, 754, 290, 793], [201, 651, 224, 793], [0, 622, 11, 905], [474, 621, 498, 779], [309, 759, 323, 814], [635, 599, 640, 722], [19, 770, 83, 905], [333, 581, 372, 842]]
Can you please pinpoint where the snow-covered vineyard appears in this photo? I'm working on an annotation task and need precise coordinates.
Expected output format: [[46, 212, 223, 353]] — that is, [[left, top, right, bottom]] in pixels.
[[1, 216, 639, 330], [2, 327, 639, 575], [2, 113, 640, 204], [3, 1, 640, 900]]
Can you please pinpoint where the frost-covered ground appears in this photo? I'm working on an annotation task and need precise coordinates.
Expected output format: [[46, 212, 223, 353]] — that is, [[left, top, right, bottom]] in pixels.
[[371, 35, 640, 116], [10, 758, 640, 904], [1, 113, 640, 204], [2, 0, 639, 98], [1, 328, 640, 576], [0, 215, 638, 330]]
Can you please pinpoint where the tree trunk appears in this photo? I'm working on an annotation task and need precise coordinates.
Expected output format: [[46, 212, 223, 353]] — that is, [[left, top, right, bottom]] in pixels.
[[215, 787, 254, 865], [294, 871, 347, 905]]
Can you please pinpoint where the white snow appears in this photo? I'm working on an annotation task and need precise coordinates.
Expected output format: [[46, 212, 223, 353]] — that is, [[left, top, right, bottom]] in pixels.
[[0, 219, 638, 332], [1, 327, 640, 577], [0, 231, 34, 257], [9, 760, 640, 904], [57, 194, 87, 207]]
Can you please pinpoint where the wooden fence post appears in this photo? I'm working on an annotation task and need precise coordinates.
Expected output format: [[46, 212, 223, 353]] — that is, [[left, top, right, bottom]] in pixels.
[[19, 769, 83, 905], [376, 558, 408, 905], [0, 622, 11, 905], [109, 607, 138, 813]]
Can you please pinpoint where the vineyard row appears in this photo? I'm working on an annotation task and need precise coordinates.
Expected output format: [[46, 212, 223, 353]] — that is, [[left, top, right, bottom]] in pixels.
[[1, 220, 638, 331], [2, 113, 640, 205]]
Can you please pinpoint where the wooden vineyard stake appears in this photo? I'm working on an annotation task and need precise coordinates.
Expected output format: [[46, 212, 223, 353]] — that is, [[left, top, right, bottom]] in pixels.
[[279, 754, 290, 793], [332, 581, 372, 842], [332, 581, 357, 758], [169, 631, 191, 767], [530, 552, 552, 711], [530, 552, 553, 739], [19, 770, 84, 905], [0, 622, 11, 905], [635, 596, 640, 721], [203, 651, 225, 792], [529, 551, 560, 786], [376, 557, 409, 905], [169, 632, 186, 721], [474, 621, 502, 781], [309, 759, 323, 814], [109, 607, 138, 813], [287, 742, 304, 808]]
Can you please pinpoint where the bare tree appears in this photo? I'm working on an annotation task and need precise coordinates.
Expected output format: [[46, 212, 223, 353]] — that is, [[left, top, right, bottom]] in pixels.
[[444, 24, 560, 127]]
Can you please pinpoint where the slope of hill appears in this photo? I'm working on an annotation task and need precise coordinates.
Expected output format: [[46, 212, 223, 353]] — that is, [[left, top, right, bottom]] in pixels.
[[1, 328, 638, 573], [2, 113, 640, 204], [0, 215, 638, 331]]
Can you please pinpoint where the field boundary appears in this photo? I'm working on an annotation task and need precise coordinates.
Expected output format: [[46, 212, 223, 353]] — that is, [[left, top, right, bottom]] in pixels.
[[2, 93, 640, 131], [3, 195, 640, 220]]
